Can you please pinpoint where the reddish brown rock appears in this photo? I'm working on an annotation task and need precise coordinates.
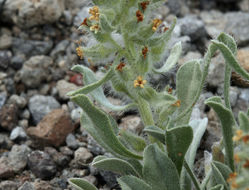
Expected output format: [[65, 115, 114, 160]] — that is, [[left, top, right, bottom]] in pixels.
[[0, 104, 18, 131], [27, 109, 75, 147]]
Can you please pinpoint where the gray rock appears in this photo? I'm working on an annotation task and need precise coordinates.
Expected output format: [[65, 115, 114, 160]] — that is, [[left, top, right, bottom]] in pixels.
[[74, 6, 90, 26], [99, 170, 119, 189], [167, 0, 189, 16], [178, 51, 202, 66], [28, 151, 57, 180], [240, 88, 249, 102], [28, 95, 60, 124], [50, 40, 70, 59], [44, 147, 70, 167], [62, 10, 73, 26], [178, 15, 206, 41], [66, 133, 79, 149], [56, 80, 79, 100], [0, 157, 15, 179], [18, 55, 53, 88], [3, 0, 65, 28], [10, 127, 27, 141], [0, 51, 11, 70], [201, 11, 249, 46], [8, 95, 27, 109], [73, 147, 93, 166], [119, 115, 143, 134], [65, 0, 91, 10], [10, 54, 26, 70], [12, 38, 53, 57], [206, 53, 225, 87], [8, 145, 31, 173], [0, 92, 6, 109], [0, 104, 18, 131], [239, 0, 249, 12], [0, 181, 19, 190], [18, 182, 35, 190], [229, 87, 239, 108], [0, 34, 12, 50], [0, 133, 13, 149], [71, 107, 82, 122]]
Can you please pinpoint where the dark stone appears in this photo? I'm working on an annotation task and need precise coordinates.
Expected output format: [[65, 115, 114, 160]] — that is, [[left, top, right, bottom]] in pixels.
[[0, 51, 11, 70], [0, 104, 18, 131], [28, 151, 57, 180]]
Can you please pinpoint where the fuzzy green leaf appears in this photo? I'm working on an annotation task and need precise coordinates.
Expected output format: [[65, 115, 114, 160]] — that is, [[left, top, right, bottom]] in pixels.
[[211, 162, 229, 190], [166, 126, 193, 174], [181, 118, 208, 190], [99, 14, 115, 32], [92, 156, 140, 177], [69, 65, 135, 111], [205, 96, 235, 171], [148, 17, 176, 47], [212, 40, 249, 80], [176, 60, 202, 125], [118, 175, 152, 190], [68, 178, 98, 190], [238, 111, 249, 132], [143, 144, 181, 190], [83, 44, 115, 61], [217, 33, 237, 55], [210, 184, 224, 190], [143, 126, 165, 143], [119, 129, 146, 152], [153, 42, 182, 73], [72, 94, 142, 159], [213, 161, 232, 183]]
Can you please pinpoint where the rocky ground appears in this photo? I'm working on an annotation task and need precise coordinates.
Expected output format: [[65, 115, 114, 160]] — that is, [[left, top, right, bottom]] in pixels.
[[0, 0, 248, 189]]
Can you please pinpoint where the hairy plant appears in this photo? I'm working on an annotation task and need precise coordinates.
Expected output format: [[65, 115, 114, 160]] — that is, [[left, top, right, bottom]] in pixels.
[[67, 0, 249, 190]]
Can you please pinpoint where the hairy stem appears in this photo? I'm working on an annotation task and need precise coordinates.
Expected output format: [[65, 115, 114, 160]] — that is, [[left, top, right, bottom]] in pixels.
[[183, 159, 201, 190]]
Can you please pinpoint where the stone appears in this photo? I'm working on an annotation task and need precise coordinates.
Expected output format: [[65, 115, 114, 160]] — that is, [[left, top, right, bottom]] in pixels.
[[10, 54, 25, 70], [56, 80, 79, 100], [0, 51, 11, 70], [232, 48, 249, 87], [3, 0, 65, 28], [74, 6, 91, 26], [178, 15, 206, 41], [66, 133, 79, 149], [27, 109, 75, 147], [239, 89, 249, 103], [28, 95, 60, 124], [178, 51, 202, 66], [0, 92, 6, 109], [8, 145, 31, 172], [119, 115, 143, 134], [239, 0, 249, 12], [0, 157, 14, 179], [206, 53, 225, 87], [18, 56, 53, 88], [28, 151, 57, 180], [44, 147, 70, 167], [0, 104, 18, 131], [60, 146, 74, 157], [0, 181, 19, 190], [71, 107, 82, 122], [0, 133, 13, 149], [0, 34, 12, 50], [18, 182, 35, 190], [12, 38, 53, 57], [167, 0, 189, 16], [8, 95, 27, 109], [229, 87, 239, 108], [32, 180, 53, 190], [73, 147, 93, 166], [10, 127, 27, 141], [201, 11, 249, 46], [99, 170, 118, 188], [50, 40, 70, 59]]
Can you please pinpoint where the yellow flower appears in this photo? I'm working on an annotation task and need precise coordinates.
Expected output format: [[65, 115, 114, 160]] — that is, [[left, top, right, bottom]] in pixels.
[[90, 24, 100, 34], [152, 18, 162, 32], [76, 47, 83, 59], [89, 6, 100, 21], [134, 76, 146, 88], [172, 100, 181, 107], [233, 130, 243, 141]]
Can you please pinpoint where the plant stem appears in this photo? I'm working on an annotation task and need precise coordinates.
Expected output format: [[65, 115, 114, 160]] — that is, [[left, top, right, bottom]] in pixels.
[[200, 169, 212, 190], [224, 64, 232, 110], [183, 159, 201, 190]]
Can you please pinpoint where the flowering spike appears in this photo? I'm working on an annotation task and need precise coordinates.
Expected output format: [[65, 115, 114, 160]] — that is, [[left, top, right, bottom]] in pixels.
[[134, 76, 146, 88], [232, 130, 243, 141], [140, 1, 150, 11], [90, 24, 100, 33], [116, 62, 126, 71], [89, 6, 100, 21], [142, 46, 148, 59], [136, 10, 144, 22], [152, 19, 162, 32], [172, 100, 181, 107], [76, 47, 84, 59]]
